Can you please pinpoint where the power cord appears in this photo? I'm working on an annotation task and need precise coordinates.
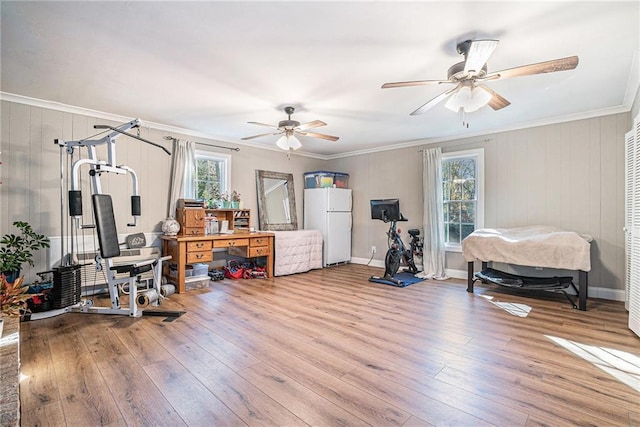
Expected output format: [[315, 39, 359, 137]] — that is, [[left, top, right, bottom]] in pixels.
[[366, 247, 376, 266]]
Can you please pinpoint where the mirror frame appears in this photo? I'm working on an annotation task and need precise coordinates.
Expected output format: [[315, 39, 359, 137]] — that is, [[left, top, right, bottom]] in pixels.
[[255, 170, 298, 231]]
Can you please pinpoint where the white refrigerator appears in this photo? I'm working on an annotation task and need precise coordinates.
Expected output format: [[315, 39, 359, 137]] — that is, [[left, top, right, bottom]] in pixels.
[[304, 188, 352, 266]]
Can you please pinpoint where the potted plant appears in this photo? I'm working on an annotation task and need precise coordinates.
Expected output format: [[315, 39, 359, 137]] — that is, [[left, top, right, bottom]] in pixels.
[[0, 221, 50, 282], [220, 192, 231, 208], [0, 275, 33, 318], [231, 190, 241, 209]]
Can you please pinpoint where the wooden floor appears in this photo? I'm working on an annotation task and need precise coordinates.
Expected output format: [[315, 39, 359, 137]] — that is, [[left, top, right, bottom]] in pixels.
[[19, 263, 640, 426]]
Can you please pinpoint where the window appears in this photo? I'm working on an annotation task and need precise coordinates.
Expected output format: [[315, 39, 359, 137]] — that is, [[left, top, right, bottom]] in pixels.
[[192, 150, 231, 201], [442, 148, 484, 251]]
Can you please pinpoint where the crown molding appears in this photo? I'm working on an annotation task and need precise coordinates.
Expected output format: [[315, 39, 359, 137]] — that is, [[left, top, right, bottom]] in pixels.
[[1, 91, 629, 162], [326, 105, 630, 160], [0, 92, 328, 160]]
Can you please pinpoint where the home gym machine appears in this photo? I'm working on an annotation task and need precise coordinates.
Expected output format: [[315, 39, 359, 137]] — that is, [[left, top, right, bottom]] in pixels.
[[368, 199, 423, 287], [55, 118, 175, 317]]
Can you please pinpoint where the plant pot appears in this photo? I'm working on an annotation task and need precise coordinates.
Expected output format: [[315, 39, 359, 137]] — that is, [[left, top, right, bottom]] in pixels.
[[1, 270, 20, 284], [231, 201, 240, 209], [222, 201, 231, 208]]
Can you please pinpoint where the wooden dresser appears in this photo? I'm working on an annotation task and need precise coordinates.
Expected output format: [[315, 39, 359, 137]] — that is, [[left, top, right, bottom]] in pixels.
[[160, 232, 275, 293]]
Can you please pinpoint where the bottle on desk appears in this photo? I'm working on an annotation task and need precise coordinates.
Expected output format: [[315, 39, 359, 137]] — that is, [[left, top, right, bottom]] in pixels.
[[205, 214, 219, 235]]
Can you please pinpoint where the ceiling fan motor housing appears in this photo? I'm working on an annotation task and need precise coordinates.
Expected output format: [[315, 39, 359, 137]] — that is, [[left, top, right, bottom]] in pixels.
[[278, 119, 300, 129], [448, 61, 488, 80], [279, 106, 300, 129]]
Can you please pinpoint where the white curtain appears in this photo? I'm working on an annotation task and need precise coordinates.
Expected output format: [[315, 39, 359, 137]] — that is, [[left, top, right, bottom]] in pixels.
[[420, 147, 449, 280], [167, 139, 195, 218]]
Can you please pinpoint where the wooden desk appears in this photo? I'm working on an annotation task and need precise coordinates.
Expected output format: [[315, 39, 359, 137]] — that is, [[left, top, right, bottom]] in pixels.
[[160, 232, 274, 293]]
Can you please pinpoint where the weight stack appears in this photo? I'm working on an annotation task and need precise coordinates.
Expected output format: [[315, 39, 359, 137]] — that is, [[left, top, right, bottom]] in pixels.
[[51, 265, 82, 309]]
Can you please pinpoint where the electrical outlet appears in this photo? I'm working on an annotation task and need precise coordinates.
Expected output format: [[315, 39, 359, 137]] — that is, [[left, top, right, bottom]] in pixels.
[[371, 245, 376, 254]]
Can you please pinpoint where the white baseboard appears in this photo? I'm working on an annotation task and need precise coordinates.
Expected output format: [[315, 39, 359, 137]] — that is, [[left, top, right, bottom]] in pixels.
[[350, 257, 385, 268], [588, 287, 626, 301], [446, 269, 468, 280]]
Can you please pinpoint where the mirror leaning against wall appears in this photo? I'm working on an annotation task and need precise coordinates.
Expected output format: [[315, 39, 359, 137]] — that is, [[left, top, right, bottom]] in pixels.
[[255, 170, 298, 231]]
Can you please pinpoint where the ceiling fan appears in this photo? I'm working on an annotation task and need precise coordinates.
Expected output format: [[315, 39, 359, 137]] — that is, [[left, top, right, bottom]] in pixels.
[[242, 106, 339, 151], [382, 39, 579, 118]]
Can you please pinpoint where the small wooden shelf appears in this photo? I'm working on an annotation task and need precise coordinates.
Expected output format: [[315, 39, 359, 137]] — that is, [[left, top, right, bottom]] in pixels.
[[206, 208, 251, 231]]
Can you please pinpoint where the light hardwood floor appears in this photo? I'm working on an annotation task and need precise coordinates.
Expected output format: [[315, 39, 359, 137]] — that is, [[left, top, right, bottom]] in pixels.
[[19, 263, 640, 426]]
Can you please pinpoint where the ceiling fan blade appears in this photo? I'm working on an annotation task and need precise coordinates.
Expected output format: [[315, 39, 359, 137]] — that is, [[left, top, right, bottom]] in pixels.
[[297, 120, 326, 131], [382, 79, 452, 89], [247, 121, 279, 129], [241, 131, 282, 141], [486, 55, 579, 80], [410, 85, 460, 115], [477, 85, 511, 110], [297, 131, 339, 142], [464, 39, 499, 75]]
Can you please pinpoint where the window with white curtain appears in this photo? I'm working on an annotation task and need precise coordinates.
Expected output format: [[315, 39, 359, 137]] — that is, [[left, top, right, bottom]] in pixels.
[[442, 148, 484, 251], [192, 150, 231, 202]]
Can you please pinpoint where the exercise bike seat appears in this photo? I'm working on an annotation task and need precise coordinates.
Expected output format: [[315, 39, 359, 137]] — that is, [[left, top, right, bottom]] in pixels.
[[408, 228, 420, 237]]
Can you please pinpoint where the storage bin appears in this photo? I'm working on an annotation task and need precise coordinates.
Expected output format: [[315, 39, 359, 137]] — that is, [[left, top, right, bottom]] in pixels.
[[304, 171, 333, 188], [191, 263, 209, 277], [334, 173, 349, 188], [304, 171, 349, 189]]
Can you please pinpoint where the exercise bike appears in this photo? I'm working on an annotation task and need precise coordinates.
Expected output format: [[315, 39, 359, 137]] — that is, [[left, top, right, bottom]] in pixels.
[[369, 200, 423, 287]]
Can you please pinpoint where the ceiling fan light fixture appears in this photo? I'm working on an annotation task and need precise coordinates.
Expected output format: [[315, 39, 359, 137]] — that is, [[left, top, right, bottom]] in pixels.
[[444, 86, 471, 112], [276, 134, 302, 151], [444, 85, 491, 113], [466, 86, 492, 112], [288, 134, 302, 150]]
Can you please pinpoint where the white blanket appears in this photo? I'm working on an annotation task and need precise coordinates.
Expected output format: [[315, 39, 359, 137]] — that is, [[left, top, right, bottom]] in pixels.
[[273, 230, 323, 276], [462, 226, 592, 272]]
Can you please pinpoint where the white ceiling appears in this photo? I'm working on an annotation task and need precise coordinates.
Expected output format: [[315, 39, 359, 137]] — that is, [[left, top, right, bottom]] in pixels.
[[2, 1, 639, 157]]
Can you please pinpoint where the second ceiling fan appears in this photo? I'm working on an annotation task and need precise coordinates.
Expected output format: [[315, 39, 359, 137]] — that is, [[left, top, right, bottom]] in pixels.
[[242, 106, 339, 151], [382, 39, 579, 117]]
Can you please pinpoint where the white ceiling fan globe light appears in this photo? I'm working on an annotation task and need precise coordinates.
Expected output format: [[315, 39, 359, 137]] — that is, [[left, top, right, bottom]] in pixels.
[[465, 86, 493, 112], [444, 86, 471, 112], [276, 135, 290, 150], [444, 94, 461, 112], [288, 134, 302, 150], [276, 134, 302, 151]]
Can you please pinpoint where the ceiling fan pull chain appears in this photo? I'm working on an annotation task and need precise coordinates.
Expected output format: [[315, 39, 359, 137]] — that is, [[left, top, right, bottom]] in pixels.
[[462, 109, 470, 128]]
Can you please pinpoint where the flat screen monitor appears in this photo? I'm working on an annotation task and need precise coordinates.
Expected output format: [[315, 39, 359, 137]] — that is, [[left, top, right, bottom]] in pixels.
[[370, 199, 400, 221]]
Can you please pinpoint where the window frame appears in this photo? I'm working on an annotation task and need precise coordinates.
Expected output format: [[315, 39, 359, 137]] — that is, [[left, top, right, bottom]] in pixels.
[[192, 149, 231, 201], [442, 148, 484, 253]]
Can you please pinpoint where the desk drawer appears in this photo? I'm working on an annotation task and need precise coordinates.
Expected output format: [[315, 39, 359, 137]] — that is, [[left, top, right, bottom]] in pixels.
[[182, 227, 204, 236], [213, 238, 250, 248], [186, 251, 213, 263], [187, 241, 212, 252], [249, 246, 270, 257], [250, 237, 270, 247], [227, 246, 248, 258]]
